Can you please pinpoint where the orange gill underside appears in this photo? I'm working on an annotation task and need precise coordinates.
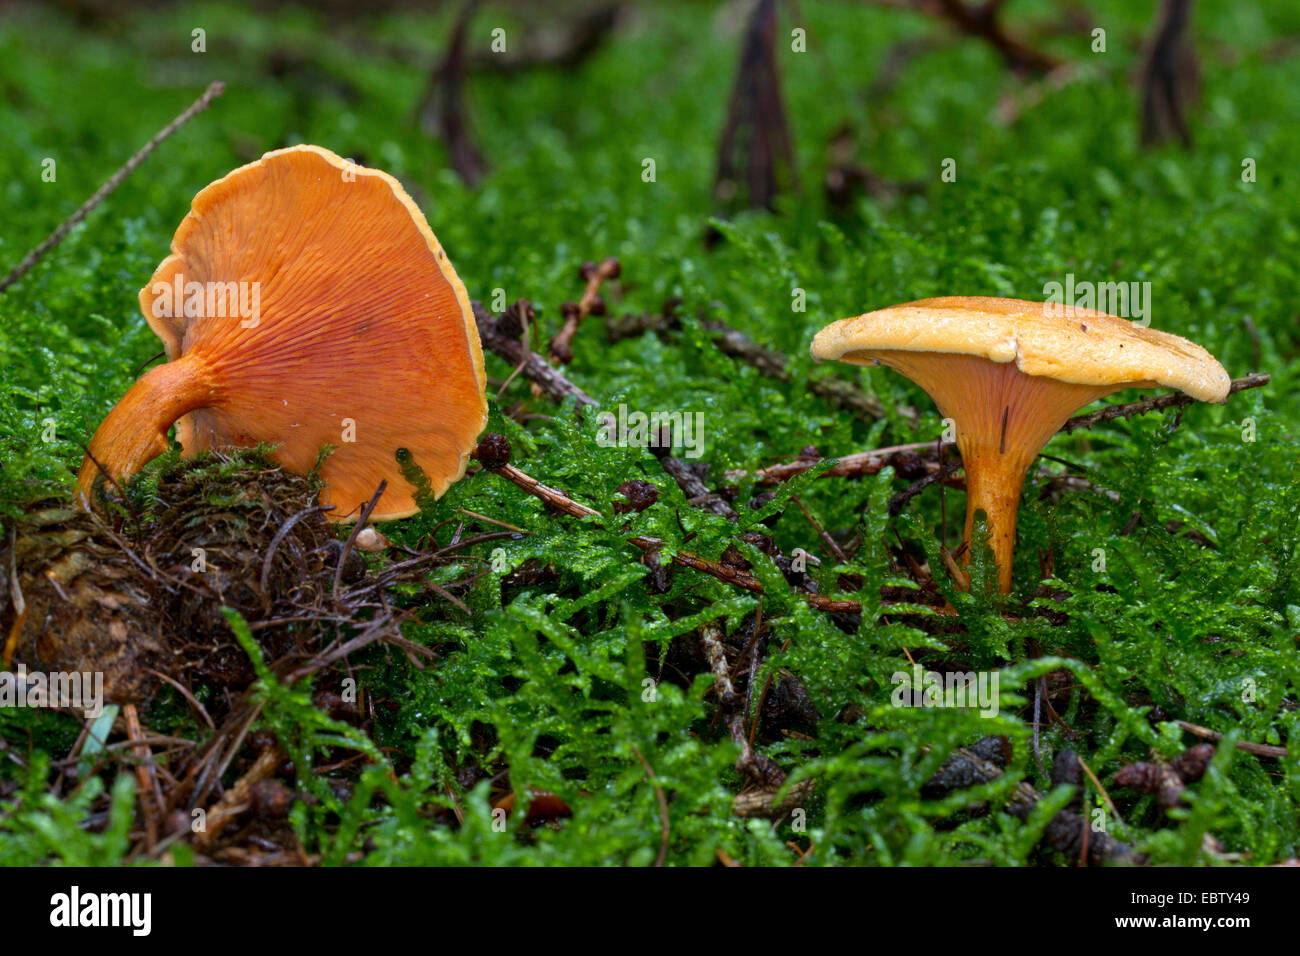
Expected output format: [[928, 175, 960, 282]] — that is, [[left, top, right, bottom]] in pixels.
[[853, 350, 1132, 593], [80, 147, 486, 521]]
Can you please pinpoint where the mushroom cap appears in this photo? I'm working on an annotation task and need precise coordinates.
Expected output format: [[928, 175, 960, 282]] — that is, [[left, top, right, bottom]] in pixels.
[[810, 296, 1230, 403], [139, 145, 487, 521]]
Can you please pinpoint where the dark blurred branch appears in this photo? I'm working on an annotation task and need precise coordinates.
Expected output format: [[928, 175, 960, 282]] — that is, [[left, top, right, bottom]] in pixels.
[[467, 4, 622, 74], [872, 0, 1061, 76], [417, 1, 490, 186], [714, 0, 796, 213], [1139, 0, 1199, 148], [939, 0, 1061, 75]]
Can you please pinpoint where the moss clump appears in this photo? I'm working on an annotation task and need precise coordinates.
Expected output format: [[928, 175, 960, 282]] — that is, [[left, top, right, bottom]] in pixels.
[[3, 448, 350, 704]]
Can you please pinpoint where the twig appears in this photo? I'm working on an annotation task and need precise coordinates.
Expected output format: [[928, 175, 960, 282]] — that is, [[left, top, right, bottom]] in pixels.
[[1076, 753, 1134, 843], [143, 668, 214, 731], [549, 258, 620, 364], [0, 82, 226, 294], [1175, 719, 1287, 759], [1061, 374, 1268, 434], [193, 745, 281, 851], [739, 376, 1269, 490], [932, 0, 1061, 77], [652, 440, 737, 519], [792, 496, 847, 562], [701, 620, 783, 786], [332, 481, 387, 597], [472, 434, 887, 616], [888, 456, 961, 517], [607, 304, 896, 421], [123, 703, 161, 853], [473, 300, 599, 408], [727, 441, 953, 486]]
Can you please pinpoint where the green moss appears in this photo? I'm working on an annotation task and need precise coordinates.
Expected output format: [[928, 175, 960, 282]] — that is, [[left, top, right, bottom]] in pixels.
[[3, 0, 1300, 866]]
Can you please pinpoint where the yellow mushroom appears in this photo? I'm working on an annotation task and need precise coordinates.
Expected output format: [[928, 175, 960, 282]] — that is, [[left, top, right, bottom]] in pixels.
[[811, 296, 1230, 593]]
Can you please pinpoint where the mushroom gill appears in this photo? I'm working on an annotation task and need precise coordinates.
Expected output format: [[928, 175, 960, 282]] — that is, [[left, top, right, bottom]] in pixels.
[[812, 296, 1230, 594], [77, 145, 487, 522]]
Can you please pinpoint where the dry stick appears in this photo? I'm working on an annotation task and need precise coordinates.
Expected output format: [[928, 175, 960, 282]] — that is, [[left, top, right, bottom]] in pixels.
[[472, 300, 599, 408], [888, 456, 962, 517], [609, 306, 894, 421], [3, 527, 25, 667], [187, 701, 264, 812], [792, 495, 847, 562], [473, 436, 874, 613], [652, 438, 737, 519], [1076, 753, 1136, 844], [332, 481, 387, 597], [701, 620, 782, 786], [0, 82, 226, 294], [143, 668, 214, 731], [739, 375, 1271, 488], [1062, 373, 1269, 433], [193, 745, 282, 852], [727, 440, 955, 486], [1176, 719, 1288, 759], [549, 257, 620, 365], [123, 703, 161, 853]]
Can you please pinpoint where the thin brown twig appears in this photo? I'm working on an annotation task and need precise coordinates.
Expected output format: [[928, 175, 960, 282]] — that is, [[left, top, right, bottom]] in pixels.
[[739, 375, 1270, 489], [0, 82, 226, 294], [123, 703, 160, 853], [608, 304, 896, 421], [1062, 373, 1268, 434], [727, 441, 954, 486], [1176, 719, 1287, 759], [192, 745, 282, 852], [473, 300, 599, 408], [332, 482, 387, 597], [143, 668, 214, 730], [792, 495, 847, 562], [549, 258, 620, 364], [475, 436, 942, 616]]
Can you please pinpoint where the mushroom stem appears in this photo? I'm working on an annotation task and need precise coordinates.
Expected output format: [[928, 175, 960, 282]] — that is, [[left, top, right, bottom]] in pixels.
[[959, 444, 1032, 594], [868, 352, 1114, 594], [76, 354, 219, 504]]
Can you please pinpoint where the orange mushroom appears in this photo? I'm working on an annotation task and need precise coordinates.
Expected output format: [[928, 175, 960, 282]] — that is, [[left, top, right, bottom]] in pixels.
[[811, 297, 1230, 593], [77, 145, 487, 521]]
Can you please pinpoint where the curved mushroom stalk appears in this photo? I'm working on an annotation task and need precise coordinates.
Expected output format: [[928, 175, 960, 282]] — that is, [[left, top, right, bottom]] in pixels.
[[870, 352, 1115, 593], [77, 355, 219, 503], [811, 296, 1230, 595]]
